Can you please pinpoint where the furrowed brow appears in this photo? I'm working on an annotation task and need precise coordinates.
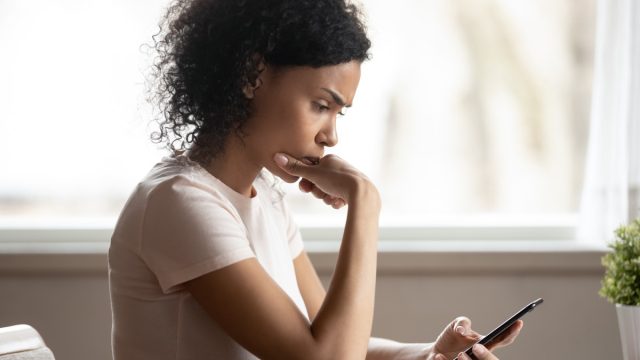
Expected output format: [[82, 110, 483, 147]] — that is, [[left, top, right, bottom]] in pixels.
[[321, 88, 351, 107]]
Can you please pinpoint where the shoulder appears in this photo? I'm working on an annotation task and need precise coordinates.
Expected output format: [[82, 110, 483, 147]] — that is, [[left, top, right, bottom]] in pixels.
[[123, 155, 244, 235], [144, 155, 233, 207]]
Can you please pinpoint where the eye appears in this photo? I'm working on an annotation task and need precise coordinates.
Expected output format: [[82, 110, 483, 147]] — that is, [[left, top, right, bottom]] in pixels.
[[313, 102, 331, 112], [338, 107, 348, 117]]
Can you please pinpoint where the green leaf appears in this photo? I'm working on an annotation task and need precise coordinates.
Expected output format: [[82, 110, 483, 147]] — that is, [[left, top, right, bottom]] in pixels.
[[600, 218, 640, 306]]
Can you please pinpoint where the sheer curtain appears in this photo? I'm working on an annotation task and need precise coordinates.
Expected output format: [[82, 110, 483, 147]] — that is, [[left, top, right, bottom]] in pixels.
[[577, 0, 640, 243]]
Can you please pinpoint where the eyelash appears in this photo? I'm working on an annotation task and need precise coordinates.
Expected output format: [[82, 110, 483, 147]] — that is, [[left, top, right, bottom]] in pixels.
[[314, 102, 330, 112], [314, 102, 346, 116]]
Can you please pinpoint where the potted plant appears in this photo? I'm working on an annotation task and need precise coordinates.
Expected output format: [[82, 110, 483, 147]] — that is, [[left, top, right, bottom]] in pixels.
[[600, 218, 640, 360]]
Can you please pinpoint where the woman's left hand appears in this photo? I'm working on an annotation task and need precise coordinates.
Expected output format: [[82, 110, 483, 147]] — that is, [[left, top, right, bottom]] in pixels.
[[426, 317, 523, 360]]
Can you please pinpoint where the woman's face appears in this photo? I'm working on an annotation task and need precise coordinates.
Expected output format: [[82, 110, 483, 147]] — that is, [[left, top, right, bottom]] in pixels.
[[241, 60, 362, 183]]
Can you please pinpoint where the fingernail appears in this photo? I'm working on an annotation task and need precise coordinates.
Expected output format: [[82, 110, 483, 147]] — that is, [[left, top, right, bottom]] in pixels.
[[274, 154, 288, 167], [456, 326, 466, 335], [473, 344, 487, 356]]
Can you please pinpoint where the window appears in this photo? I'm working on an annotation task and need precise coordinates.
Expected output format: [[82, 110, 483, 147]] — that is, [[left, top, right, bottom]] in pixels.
[[0, 0, 595, 236], [288, 0, 596, 229]]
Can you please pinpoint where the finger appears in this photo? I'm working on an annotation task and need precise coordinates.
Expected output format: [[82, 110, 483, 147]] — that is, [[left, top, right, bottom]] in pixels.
[[451, 317, 482, 341], [456, 352, 472, 360], [498, 320, 523, 344], [485, 320, 523, 350], [274, 153, 310, 176], [299, 178, 314, 193], [434, 354, 448, 360], [323, 195, 336, 205], [311, 185, 328, 199], [452, 316, 473, 337], [471, 344, 498, 360], [331, 199, 346, 209], [302, 178, 343, 207]]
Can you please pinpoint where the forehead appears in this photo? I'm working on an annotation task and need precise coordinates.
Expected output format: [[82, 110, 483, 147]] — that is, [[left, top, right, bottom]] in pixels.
[[271, 61, 361, 103]]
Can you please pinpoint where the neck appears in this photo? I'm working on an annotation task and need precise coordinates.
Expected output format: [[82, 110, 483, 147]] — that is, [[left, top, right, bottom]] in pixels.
[[191, 136, 261, 198]]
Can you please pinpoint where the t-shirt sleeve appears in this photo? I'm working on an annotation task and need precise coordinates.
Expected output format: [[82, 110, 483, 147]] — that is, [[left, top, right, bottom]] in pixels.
[[140, 175, 255, 294], [280, 197, 304, 259]]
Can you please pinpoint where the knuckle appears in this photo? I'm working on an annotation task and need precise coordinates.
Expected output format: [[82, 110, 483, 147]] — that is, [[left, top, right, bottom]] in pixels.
[[324, 154, 340, 162], [287, 159, 299, 171]]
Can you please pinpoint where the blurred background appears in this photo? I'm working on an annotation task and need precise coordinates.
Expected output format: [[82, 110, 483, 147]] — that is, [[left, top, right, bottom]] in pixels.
[[3, 1, 630, 360], [0, 0, 595, 224]]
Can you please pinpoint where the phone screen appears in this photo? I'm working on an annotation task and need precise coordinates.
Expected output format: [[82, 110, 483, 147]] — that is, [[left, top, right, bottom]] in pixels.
[[454, 298, 543, 360]]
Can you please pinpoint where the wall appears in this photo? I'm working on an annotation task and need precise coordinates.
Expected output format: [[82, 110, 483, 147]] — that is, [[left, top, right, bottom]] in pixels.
[[0, 243, 621, 360]]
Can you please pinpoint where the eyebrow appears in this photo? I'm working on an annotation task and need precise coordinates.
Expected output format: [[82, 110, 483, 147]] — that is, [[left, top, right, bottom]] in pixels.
[[321, 88, 351, 107]]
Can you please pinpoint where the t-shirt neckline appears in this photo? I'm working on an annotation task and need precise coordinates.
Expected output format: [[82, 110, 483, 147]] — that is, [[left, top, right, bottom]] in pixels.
[[170, 153, 260, 204]]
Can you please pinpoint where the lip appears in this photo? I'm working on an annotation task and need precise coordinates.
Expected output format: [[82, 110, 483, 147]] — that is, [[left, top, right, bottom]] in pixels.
[[302, 156, 320, 165]]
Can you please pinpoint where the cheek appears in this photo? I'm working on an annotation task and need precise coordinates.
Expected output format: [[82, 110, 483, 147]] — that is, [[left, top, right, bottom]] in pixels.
[[250, 98, 319, 148], [281, 107, 318, 137]]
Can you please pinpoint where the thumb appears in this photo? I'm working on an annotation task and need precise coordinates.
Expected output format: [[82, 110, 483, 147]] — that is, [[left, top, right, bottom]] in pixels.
[[452, 317, 473, 337], [274, 153, 311, 176]]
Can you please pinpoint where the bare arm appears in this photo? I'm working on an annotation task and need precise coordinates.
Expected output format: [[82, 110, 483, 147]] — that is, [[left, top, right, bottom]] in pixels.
[[186, 154, 380, 360], [294, 250, 430, 360], [292, 251, 523, 360]]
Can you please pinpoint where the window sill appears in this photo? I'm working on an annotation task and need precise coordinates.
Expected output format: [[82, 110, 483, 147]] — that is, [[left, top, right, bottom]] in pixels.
[[0, 217, 606, 274], [0, 239, 607, 275]]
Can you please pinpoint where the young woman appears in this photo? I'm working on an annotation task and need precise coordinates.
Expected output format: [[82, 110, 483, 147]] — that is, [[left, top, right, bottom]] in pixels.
[[109, 0, 523, 359]]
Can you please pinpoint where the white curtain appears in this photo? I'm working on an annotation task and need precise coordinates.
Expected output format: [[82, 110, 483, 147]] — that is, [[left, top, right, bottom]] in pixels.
[[577, 0, 640, 243]]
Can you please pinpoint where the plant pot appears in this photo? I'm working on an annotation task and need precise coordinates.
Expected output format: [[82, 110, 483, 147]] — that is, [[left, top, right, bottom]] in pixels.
[[616, 304, 640, 360]]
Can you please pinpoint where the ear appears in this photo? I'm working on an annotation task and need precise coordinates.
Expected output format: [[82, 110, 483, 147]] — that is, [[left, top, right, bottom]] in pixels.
[[243, 58, 267, 99], [242, 82, 257, 99]]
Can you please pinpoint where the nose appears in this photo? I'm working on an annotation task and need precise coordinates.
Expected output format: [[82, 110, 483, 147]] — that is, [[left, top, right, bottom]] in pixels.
[[315, 117, 338, 147]]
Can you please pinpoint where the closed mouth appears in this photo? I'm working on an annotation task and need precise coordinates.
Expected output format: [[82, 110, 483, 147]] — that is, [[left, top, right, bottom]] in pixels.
[[302, 156, 320, 165]]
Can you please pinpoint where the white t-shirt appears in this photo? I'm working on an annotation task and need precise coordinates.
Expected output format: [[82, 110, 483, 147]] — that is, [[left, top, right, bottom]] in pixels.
[[109, 154, 308, 360]]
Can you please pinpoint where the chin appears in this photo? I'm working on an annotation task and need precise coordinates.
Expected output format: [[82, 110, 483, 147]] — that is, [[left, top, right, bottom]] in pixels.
[[280, 172, 300, 184], [268, 166, 299, 183]]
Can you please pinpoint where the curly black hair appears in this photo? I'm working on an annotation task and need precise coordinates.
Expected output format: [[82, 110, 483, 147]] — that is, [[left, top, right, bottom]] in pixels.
[[147, 0, 371, 164]]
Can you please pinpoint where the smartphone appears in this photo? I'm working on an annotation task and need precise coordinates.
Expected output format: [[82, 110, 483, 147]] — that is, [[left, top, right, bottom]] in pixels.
[[453, 298, 543, 360]]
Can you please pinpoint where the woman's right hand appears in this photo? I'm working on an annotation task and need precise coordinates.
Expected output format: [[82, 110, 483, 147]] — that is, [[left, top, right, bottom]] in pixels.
[[273, 152, 379, 209], [426, 316, 522, 360]]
